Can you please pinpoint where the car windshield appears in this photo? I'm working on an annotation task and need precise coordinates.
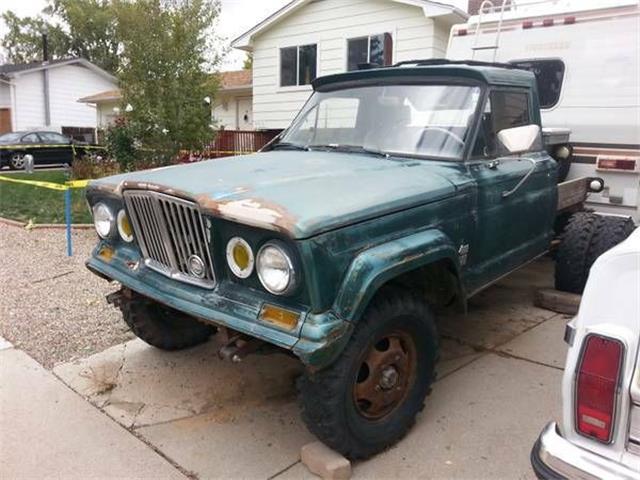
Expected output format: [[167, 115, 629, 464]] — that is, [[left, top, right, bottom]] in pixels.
[[0, 132, 23, 144], [278, 84, 482, 160]]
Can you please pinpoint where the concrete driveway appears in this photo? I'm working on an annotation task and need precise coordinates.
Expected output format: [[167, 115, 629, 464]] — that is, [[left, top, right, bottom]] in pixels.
[[44, 259, 567, 479]]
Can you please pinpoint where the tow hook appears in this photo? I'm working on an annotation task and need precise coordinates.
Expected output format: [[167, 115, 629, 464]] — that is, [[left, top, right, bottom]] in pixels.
[[216, 327, 263, 363]]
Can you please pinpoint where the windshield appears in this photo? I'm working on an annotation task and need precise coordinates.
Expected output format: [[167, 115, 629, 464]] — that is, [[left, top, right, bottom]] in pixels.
[[279, 84, 481, 160]]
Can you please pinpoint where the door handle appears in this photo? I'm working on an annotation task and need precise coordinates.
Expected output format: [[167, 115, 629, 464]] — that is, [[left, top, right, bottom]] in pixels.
[[502, 157, 538, 198], [487, 160, 500, 169]]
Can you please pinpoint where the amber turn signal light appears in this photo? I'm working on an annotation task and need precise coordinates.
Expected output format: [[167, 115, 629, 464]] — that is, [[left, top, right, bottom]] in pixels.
[[259, 304, 300, 330]]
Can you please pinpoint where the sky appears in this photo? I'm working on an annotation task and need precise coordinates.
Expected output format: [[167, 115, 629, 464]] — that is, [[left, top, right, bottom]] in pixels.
[[0, 0, 291, 70]]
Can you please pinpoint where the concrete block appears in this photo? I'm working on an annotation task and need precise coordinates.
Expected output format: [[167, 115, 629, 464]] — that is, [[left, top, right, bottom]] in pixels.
[[300, 441, 351, 480], [535, 288, 581, 315], [0, 336, 13, 351]]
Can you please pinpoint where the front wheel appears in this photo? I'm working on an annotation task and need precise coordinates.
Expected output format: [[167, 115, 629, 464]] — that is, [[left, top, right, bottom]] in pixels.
[[297, 289, 438, 460], [119, 294, 215, 350], [9, 153, 26, 170]]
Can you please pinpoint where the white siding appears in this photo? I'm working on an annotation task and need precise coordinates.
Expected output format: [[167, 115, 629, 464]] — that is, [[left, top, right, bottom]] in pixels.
[[14, 71, 46, 130], [12, 64, 116, 132], [213, 92, 255, 130], [48, 64, 116, 129], [97, 100, 120, 129], [0, 83, 10, 108], [251, 0, 450, 129]]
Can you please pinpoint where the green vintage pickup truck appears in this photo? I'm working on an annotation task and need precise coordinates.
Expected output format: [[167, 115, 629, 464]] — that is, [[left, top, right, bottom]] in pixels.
[[85, 60, 633, 459]]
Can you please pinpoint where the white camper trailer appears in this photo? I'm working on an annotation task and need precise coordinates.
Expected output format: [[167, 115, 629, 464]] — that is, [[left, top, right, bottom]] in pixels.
[[447, 0, 640, 221]]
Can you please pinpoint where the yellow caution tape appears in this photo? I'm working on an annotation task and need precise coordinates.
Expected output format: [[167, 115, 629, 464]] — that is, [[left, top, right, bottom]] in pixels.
[[0, 174, 69, 191], [0, 144, 107, 150], [0, 175, 91, 190], [65, 179, 91, 188]]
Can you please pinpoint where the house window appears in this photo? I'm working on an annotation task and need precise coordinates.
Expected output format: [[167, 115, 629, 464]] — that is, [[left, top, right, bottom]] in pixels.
[[510, 59, 565, 109], [347, 33, 393, 71], [280, 44, 317, 87]]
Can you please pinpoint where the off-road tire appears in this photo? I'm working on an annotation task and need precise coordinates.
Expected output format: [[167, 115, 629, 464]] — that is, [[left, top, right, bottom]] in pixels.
[[555, 212, 636, 294], [586, 215, 636, 267], [120, 297, 215, 350], [297, 288, 438, 460], [555, 212, 602, 294]]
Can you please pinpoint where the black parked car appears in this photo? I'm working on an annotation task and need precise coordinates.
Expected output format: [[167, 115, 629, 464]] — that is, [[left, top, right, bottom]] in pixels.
[[0, 130, 93, 170]]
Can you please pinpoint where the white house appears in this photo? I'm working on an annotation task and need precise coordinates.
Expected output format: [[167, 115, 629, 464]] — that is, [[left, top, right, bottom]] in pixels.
[[231, 0, 468, 130], [212, 70, 254, 130], [0, 58, 117, 141], [80, 70, 255, 133]]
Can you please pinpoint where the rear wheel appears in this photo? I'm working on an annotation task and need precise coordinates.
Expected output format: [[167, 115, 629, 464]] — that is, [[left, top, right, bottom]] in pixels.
[[297, 289, 438, 460], [587, 216, 636, 267], [119, 294, 215, 350], [555, 212, 636, 294]]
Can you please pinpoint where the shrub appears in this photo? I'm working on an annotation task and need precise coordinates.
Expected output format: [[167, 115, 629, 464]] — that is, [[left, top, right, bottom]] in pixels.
[[71, 153, 120, 180]]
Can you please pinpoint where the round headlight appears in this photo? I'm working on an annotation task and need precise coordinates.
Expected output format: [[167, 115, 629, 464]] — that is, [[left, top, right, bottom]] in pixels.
[[257, 242, 297, 295], [93, 203, 114, 239], [117, 209, 134, 243], [226, 237, 254, 278]]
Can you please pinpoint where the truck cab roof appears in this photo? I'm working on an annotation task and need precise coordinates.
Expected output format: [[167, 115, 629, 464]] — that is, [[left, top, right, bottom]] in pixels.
[[312, 60, 538, 91]]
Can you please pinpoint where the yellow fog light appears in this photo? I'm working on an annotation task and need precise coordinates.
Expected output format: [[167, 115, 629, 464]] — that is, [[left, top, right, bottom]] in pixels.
[[259, 304, 300, 331], [97, 245, 114, 262], [117, 209, 134, 243], [226, 237, 254, 278]]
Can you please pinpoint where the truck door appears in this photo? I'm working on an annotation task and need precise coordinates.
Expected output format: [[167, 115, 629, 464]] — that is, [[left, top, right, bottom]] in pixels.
[[464, 89, 557, 293]]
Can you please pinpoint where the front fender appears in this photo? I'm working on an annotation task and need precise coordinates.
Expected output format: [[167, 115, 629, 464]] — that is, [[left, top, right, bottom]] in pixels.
[[332, 229, 462, 322]]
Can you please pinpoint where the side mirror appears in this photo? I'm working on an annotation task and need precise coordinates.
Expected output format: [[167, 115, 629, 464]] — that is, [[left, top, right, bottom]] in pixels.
[[497, 124, 542, 155]]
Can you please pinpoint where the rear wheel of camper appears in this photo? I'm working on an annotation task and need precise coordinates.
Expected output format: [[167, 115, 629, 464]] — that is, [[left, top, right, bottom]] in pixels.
[[587, 215, 636, 267], [297, 288, 438, 460], [119, 295, 215, 350], [555, 212, 601, 294], [555, 213, 636, 294]]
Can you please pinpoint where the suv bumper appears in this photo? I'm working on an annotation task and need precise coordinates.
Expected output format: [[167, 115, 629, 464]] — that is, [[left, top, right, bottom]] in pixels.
[[86, 246, 351, 368], [531, 423, 640, 480]]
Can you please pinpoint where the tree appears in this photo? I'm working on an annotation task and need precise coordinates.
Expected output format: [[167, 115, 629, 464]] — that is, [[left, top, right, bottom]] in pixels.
[[1, 11, 70, 65], [114, 0, 221, 165], [1, 0, 120, 74], [243, 52, 253, 70]]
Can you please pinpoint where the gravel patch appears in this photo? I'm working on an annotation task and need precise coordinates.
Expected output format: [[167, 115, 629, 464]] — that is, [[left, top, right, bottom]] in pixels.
[[0, 224, 134, 368]]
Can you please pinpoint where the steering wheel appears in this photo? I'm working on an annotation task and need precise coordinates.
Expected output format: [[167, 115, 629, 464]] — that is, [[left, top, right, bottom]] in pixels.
[[417, 127, 465, 149]]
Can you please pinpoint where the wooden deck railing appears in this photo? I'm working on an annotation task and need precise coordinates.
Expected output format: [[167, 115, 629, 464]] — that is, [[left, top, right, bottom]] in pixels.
[[201, 130, 280, 158]]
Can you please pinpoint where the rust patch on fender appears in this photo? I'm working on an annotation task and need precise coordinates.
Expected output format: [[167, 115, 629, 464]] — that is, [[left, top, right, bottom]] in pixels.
[[196, 195, 298, 236]]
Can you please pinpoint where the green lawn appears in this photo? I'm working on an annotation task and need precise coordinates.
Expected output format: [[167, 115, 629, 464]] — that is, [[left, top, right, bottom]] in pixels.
[[0, 170, 92, 224]]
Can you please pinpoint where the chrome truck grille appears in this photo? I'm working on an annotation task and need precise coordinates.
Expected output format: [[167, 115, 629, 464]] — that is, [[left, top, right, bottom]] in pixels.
[[123, 190, 215, 288]]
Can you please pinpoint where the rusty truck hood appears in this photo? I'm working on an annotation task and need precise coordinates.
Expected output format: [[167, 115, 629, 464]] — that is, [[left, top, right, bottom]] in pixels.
[[91, 151, 460, 238]]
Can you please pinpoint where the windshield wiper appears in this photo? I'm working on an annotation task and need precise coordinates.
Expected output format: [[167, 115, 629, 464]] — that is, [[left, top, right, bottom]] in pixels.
[[270, 142, 309, 151], [307, 144, 390, 158]]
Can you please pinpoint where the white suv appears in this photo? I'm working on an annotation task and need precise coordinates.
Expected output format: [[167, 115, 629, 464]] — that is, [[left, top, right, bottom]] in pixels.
[[532, 227, 640, 478]]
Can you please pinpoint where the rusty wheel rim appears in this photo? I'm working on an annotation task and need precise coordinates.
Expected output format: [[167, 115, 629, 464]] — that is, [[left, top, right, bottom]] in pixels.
[[352, 330, 417, 420]]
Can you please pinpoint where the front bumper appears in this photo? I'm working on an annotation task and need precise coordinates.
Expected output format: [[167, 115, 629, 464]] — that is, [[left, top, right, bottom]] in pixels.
[[86, 244, 352, 368], [531, 423, 640, 480]]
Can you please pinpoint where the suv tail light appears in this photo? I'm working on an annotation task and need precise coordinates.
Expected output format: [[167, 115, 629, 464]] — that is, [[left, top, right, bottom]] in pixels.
[[575, 334, 624, 443]]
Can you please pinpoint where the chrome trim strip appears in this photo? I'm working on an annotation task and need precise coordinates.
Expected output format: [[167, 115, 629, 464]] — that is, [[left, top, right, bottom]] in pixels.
[[123, 190, 216, 289]]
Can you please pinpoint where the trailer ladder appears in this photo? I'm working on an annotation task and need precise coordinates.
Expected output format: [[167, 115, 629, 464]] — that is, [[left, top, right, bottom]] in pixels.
[[471, 0, 511, 62]]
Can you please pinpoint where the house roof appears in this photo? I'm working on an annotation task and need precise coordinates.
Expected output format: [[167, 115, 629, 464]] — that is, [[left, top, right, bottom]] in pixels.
[[219, 70, 252, 91], [0, 57, 116, 83], [77, 70, 253, 104], [231, 0, 468, 50], [78, 89, 122, 104]]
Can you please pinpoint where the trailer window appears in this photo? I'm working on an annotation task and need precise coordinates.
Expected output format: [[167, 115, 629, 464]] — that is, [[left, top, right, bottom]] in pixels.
[[510, 60, 565, 109]]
